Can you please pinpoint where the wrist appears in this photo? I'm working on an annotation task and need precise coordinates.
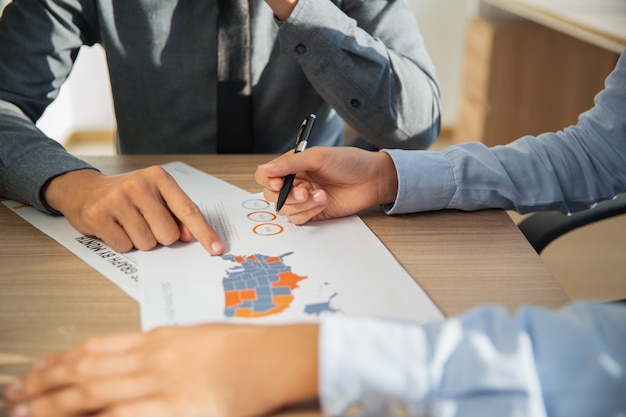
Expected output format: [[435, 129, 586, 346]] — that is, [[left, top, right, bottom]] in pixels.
[[376, 152, 399, 205], [265, 324, 319, 407], [42, 169, 102, 213], [265, 0, 298, 21]]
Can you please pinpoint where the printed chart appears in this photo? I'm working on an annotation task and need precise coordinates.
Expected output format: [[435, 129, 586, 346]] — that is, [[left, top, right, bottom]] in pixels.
[[139, 195, 443, 330]]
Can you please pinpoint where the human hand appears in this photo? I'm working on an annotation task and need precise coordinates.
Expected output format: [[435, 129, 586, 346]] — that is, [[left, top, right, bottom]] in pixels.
[[255, 146, 398, 224], [42, 166, 224, 254], [4, 324, 319, 417]]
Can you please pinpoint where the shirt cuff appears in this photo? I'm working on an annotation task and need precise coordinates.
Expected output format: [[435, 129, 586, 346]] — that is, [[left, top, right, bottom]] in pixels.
[[319, 314, 432, 417], [381, 149, 456, 214]]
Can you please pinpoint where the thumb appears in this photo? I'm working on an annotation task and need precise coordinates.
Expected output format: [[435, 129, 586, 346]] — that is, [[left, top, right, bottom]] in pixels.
[[261, 147, 325, 176], [258, 154, 298, 176], [256, 151, 304, 190]]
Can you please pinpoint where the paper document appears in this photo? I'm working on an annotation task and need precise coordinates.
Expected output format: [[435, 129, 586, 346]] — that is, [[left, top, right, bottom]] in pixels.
[[2, 161, 249, 301], [140, 194, 444, 330]]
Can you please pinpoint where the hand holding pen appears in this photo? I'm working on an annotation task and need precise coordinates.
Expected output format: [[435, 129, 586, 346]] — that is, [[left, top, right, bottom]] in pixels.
[[275, 114, 316, 212], [256, 145, 399, 225]]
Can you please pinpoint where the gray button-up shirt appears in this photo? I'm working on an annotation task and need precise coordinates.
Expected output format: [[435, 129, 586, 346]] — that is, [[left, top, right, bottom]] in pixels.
[[0, 0, 440, 212]]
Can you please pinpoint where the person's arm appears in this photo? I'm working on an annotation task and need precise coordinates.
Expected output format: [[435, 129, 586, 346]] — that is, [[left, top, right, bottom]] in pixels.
[[4, 324, 319, 417], [0, 1, 100, 212], [385, 50, 626, 215], [274, 0, 441, 150], [0, 103, 225, 254], [0, 2, 224, 254], [6, 303, 625, 417], [258, 52, 626, 222], [320, 302, 626, 417], [0, 101, 99, 212]]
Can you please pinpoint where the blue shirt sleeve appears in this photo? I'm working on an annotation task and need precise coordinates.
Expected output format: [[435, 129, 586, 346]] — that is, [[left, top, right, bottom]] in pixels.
[[320, 53, 626, 416], [382, 50, 626, 215], [319, 302, 626, 417]]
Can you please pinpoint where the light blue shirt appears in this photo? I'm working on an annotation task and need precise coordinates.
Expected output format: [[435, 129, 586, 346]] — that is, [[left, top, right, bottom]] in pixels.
[[321, 302, 626, 417], [318, 51, 626, 416], [383, 51, 626, 217]]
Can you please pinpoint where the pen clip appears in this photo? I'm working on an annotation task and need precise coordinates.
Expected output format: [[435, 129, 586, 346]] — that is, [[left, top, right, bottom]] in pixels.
[[295, 119, 307, 145], [295, 114, 316, 152]]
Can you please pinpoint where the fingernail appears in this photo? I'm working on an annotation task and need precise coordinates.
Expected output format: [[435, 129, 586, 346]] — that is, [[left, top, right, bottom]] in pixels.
[[293, 188, 306, 202], [211, 241, 224, 254], [312, 191, 326, 203], [4, 379, 22, 397], [11, 403, 29, 417]]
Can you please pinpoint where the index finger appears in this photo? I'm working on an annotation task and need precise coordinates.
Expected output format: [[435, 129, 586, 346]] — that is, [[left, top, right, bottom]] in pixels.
[[157, 175, 224, 255]]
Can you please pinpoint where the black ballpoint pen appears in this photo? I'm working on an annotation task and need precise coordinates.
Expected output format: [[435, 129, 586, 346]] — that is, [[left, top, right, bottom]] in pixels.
[[276, 114, 316, 212]]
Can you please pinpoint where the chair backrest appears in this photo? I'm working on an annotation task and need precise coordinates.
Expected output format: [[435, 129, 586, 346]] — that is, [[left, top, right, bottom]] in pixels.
[[517, 193, 626, 305], [517, 193, 626, 254]]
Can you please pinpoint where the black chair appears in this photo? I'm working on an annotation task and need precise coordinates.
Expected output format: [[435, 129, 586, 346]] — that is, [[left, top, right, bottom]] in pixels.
[[517, 192, 626, 304]]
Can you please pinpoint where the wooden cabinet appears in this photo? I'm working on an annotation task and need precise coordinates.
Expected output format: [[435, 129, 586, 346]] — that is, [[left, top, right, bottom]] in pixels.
[[454, 17, 618, 146]]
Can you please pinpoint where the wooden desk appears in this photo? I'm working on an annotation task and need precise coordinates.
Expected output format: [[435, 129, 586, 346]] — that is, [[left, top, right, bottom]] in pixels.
[[0, 155, 569, 415]]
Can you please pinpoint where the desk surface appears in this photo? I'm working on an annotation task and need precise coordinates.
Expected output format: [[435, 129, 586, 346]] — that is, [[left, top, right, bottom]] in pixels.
[[480, 0, 626, 53], [0, 155, 569, 414]]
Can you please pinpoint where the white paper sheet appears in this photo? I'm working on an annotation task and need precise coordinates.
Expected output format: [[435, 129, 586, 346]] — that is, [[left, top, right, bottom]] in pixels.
[[2, 161, 249, 301], [139, 195, 444, 330]]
